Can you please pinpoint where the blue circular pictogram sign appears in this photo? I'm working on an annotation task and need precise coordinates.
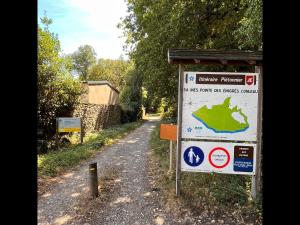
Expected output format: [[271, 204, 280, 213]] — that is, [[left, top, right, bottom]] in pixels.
[[183, 146, 204, 167]]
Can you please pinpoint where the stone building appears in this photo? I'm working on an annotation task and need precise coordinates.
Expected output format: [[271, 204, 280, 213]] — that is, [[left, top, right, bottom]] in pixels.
[[81, 81, 120, 105], [73, 81, 121, 133]]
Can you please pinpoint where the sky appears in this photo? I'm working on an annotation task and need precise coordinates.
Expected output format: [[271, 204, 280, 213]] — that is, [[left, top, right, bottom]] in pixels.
[[38, 0, 129, 60]]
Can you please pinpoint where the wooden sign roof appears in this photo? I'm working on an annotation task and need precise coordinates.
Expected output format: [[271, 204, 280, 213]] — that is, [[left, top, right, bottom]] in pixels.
[[168, 49, 262, 66], [83, 80, 120, 93]]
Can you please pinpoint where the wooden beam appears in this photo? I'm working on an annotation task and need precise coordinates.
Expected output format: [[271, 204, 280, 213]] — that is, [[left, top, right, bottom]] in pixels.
[[169, 59, 261, 66], [251, 65, 263, 202], [176, 64, 184, 196], [168, 49, 262, 66], [220, 59, 228, 65], [247, 60, 256, 65]]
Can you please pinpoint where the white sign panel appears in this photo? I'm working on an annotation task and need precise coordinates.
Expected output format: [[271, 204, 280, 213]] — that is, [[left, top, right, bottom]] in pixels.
[[182, 72, 259, 141], [181, 141, 256, 175], [57, 117, 81, 132]]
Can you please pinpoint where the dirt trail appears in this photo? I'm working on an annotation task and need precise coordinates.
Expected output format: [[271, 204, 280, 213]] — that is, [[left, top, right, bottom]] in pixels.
[[38, 117, 181, 225]]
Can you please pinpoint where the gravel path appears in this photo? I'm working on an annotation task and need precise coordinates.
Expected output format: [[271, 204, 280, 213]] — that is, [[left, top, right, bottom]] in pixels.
[[38, 118, 179, 225]]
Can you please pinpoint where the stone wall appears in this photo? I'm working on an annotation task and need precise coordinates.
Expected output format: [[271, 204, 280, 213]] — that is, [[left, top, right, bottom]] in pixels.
[[73, 103, 121, 133]]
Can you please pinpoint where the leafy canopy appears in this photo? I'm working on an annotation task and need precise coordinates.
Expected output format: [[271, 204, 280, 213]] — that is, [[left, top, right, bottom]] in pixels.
[[38, 15, 83, 141], [119, 0, 262, 113], [71, 45, 97, 81], [88, 58, 131, 91]]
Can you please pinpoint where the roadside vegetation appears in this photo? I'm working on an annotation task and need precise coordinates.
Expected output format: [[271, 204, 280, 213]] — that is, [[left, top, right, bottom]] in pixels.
[[38, 121, 143, 178], [150, 117, 262, 223], [38, 0, 262, 216], [37, 14, 144, 180], [119, 0, 262, 117], [38, 14, 143, 154]]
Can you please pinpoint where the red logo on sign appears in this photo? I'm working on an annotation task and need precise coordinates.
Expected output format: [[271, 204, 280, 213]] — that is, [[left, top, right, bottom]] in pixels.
[[208, 147, 230, 169], [246, 75, 255, 85]]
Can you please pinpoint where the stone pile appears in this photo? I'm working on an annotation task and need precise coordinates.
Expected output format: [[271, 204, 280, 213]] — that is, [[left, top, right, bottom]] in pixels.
[[73, 103, 121, 133]]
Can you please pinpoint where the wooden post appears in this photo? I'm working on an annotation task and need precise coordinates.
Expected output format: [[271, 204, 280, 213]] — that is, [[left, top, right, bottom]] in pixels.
[[55, 118, 59, 149], [89, 162, 99, 198], [176, 64, 184, 196], [169, 140, 173, 172], [251, 65, 263, 201], [80, 118, 83, 144]]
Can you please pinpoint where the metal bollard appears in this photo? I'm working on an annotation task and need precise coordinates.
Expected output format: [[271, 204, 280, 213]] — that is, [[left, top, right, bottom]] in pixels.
[[89, 162, 99, 198]]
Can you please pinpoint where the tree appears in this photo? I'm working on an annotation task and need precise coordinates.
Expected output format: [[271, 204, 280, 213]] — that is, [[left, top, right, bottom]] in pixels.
[[119, 0, 261, 114], [38, 16, 83, 144], [118, 0, 263, 208], [71, 45, 97, 81], [234, 0, 262, 50], [119, 62, 142, 122], [88, 58, 131, 91]]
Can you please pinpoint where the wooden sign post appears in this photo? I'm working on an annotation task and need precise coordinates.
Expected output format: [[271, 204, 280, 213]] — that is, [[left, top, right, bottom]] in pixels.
[[176, 64, 184, 196], [167, 49, 263, 197], [251, 65, 263, 201], [80, 119, 84, 145], [169, 140, 173, 172], [160, 124, 177, 172]]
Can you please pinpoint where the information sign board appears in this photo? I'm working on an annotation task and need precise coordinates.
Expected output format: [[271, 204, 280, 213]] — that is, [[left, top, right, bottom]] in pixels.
[[182, 72, 259, 141], [181, 141, 256, 175], [57, 117, 81, 133]]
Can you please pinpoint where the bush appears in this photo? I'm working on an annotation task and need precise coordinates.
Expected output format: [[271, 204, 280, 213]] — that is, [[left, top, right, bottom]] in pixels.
[[121, 107, 143, 123], [38, 18, 84, 143], [119, 64, 143, 122]]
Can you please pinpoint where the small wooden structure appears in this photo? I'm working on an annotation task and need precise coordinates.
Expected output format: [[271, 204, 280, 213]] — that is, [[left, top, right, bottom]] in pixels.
[[168, 48, 263, 200], [81, 80, 120, 105], [168, 49, 262, 65]]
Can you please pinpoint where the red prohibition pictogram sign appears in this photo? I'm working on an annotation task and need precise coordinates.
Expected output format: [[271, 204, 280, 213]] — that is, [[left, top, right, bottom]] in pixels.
[[208, 147, 230, 168]]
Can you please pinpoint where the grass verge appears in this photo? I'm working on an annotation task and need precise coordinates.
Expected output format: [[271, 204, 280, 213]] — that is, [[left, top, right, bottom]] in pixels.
[[38, 121, 144, 178], [150, 119, 262, 223]]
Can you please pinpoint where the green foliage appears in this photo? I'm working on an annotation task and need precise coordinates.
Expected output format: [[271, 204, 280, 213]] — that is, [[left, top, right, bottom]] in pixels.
[[150, 121, 172, 165], [62, 54, 74, 73], [180, 172, 250, 206], [119, 0, 262, 112], [40, 11, 53, 28], [71, 45, 97, 81], [157, 98, 167, 113], [38, 121, 143, 177], [234, 0, 262, 50], [38, 17, 83, 141], [88, 58, 130, 91], [119, 63, 143, 122]]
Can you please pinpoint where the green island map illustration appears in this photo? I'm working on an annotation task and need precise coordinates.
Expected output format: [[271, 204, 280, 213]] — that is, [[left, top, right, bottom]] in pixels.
[[192, 97, 249, 133]]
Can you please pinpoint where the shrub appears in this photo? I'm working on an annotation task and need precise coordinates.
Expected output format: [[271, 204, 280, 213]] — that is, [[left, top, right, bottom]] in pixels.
[[38, 17, 84, 143]]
